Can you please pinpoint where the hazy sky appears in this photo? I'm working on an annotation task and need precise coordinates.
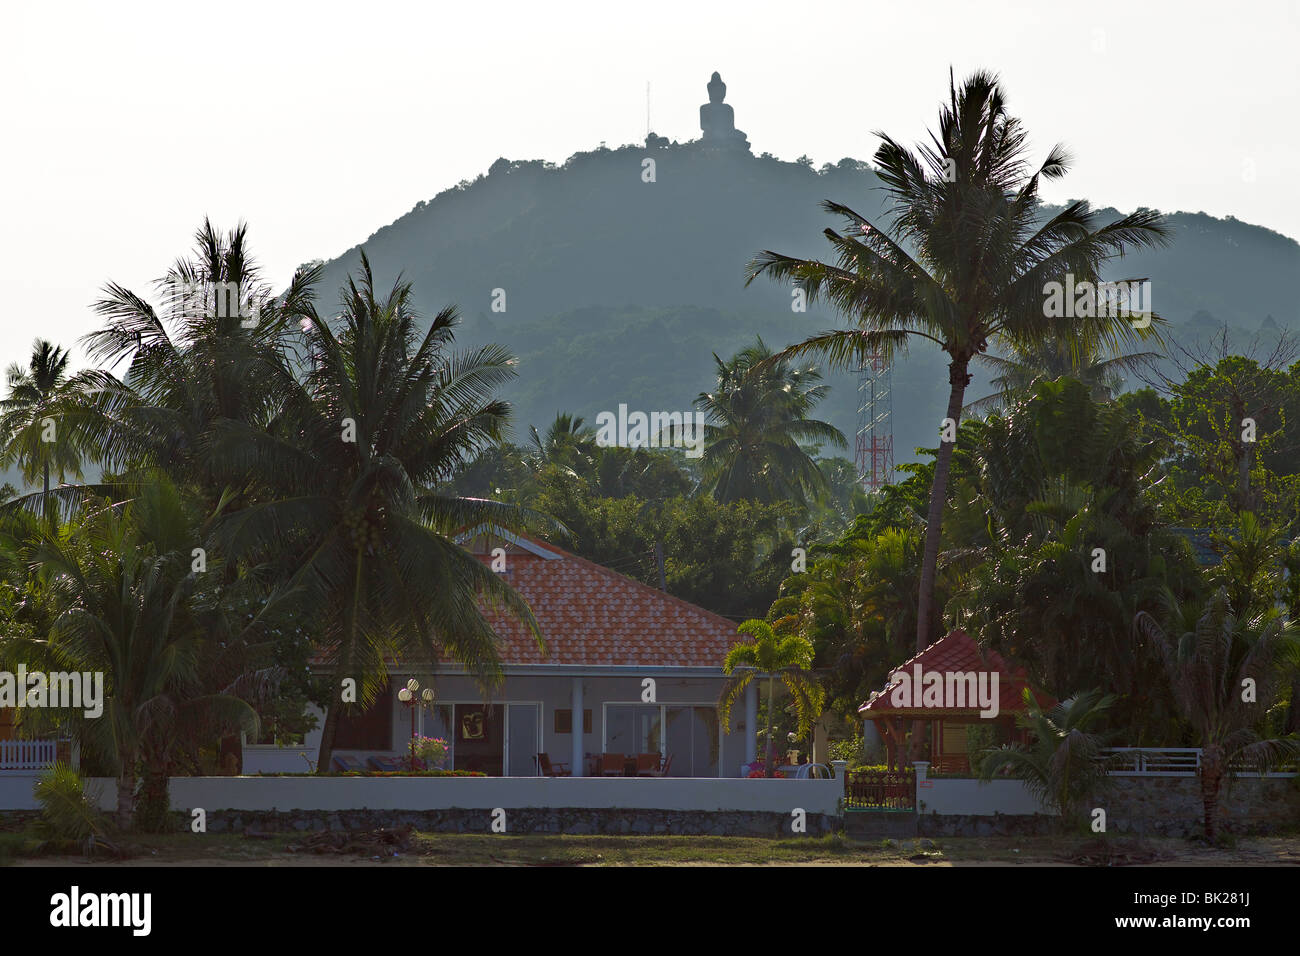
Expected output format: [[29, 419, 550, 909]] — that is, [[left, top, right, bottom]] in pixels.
[[2, 0, 1297, 371]]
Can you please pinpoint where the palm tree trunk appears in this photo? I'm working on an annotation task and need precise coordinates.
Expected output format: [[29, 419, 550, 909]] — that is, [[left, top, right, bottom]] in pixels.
[[1200, 747, 1224, 843], [115, 747, 138, 830], [315, 702, 342, 775], [43, 463, 51, 527], [916, 358, 970, 653], [1201, 769, 1222, 843], [765, 675, 776, 777], [911, 358, 970, 760], [316, 569, 362, 775]]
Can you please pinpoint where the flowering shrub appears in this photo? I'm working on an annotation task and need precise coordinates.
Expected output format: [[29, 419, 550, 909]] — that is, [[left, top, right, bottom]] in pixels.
[[409, 736, 450, 769], [744, 760, 785, 778]]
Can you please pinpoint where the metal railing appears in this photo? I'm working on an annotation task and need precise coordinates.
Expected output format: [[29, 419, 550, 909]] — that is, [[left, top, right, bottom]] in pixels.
[[1103, 747, 1297, 777], [843, 768, 915, 809], [1103, 747, 1201, 776]]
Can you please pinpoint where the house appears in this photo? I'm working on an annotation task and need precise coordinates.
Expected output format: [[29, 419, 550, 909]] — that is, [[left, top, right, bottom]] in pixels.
[[242, 530, 763, 777], [858, 630, 1055, 773]]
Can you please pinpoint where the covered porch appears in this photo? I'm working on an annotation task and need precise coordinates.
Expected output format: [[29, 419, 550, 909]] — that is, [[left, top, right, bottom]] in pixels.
[[243, 665, 767, 777]]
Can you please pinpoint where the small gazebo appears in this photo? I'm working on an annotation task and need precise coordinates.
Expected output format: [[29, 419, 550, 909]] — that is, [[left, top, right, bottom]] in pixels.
[[858, 630, 1055, 772]]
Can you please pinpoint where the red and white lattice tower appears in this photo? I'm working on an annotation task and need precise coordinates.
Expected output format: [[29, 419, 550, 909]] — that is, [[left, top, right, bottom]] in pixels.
[[854, 354, 894, 492]]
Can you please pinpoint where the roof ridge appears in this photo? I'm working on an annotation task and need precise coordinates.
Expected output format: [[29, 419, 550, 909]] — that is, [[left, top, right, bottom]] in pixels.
[[514, 534, 739, 636]]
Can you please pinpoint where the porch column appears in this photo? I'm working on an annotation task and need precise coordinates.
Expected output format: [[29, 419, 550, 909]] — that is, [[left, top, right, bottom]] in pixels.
[[571, 676, 584, 777], [744, 680, 758, 766]]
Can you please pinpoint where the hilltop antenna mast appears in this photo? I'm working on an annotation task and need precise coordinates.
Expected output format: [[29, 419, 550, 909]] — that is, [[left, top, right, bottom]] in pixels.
[[646, 81, 651, 136], [855, 353, 894, 492]]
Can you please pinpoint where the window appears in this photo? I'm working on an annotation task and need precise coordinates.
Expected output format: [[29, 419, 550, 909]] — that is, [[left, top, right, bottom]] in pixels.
[[554, 709, 592, 734]]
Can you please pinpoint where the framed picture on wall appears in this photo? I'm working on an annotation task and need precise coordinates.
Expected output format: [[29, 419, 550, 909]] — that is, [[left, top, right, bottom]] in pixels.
[[460, 709, 487, 741]]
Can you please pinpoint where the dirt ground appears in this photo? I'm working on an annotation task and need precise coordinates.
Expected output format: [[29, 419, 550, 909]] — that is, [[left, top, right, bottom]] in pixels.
[[8, 832, 1300, 867]]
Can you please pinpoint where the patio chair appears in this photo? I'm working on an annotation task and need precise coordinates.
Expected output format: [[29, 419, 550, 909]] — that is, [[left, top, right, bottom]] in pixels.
[[643, 753, 673, 778], [634, 753, 661, 776], [600, 752, 627, 776], [537, 753, 571, 777], [331, 754, 367, 772]]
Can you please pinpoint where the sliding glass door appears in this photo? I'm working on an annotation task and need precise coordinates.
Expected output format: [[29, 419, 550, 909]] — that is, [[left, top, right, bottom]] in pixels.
[[604, 703, 719, 776]]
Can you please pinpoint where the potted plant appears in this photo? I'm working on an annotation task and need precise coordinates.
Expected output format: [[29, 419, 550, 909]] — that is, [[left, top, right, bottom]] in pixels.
[[408, 736, 450, 771]]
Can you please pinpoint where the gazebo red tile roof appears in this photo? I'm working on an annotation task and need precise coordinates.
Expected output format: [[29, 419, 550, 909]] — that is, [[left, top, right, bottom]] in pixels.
[[858, 629, 1055, 716]]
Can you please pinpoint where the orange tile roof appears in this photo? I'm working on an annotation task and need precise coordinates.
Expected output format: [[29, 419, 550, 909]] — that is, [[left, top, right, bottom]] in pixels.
[[470, 537, 738, 668], [858, 629, 1056, 715]]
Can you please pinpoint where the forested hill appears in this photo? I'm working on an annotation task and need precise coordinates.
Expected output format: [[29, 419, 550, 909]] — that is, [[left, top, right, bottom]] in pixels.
[[302, 142, 1300, 462]]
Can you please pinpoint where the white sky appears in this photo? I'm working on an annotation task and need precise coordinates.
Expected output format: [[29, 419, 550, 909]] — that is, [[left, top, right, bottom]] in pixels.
[[2, 0, 1297, 370]]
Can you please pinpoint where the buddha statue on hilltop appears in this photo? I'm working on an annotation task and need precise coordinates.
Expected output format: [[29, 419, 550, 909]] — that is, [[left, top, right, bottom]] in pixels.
[[699, 72, 750, 151]]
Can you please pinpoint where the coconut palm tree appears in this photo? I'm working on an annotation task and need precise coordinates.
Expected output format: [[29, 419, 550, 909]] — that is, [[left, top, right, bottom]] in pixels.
[[79, 219, 320, 509], [965, 335, 1161, 414], [1134, 589, 1300, 842], [973, 688, 1118, 827], [717, 619, 824, 777], [770, 523, 924, 718], [15, 479, 260, 829], [527, 412, 597, 474], [0, 339, 97, 521], [746, 70, 1170, 666], [207, 252, 561, 773], [693, 338, 845, 505]]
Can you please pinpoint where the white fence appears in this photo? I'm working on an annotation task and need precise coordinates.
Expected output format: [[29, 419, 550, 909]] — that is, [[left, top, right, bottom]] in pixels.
[[1103, 747, 1201, 776], [0, 740, 56, 771], [1103, 748, 1297, 778]]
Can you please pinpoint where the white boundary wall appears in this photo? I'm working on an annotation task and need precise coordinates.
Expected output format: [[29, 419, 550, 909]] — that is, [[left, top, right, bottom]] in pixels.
[[917, 778, 1048, 815], [0, 774, 842, 815]]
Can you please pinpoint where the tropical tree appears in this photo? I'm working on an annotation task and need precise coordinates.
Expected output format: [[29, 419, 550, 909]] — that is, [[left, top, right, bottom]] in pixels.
[[1208, 512, 1291, 621], [717, 619, 824, 776], [974, 689, 1118, 827], [692, 338, 845, 505], [11, 480, 260, 829], [947, 378, 1200, 740], [746, 70, 1169, 668], [1134, 589, 1300, 842], [0, 339, 97, 520], [207, 252, 559, 773], [1141, 356, 1300, 524], [527, 412, 598, 474], [965, 335, 1160, 413], [769, 520, 926, 719], [79, 219, 320, 513]]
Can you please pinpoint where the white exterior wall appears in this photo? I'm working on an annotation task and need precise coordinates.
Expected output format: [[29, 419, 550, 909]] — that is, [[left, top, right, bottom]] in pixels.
[[0, 774, 840, 814], [243, 672, 750, 777], [917, 778, 1050, 815], [0, 772, 43, 810]]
